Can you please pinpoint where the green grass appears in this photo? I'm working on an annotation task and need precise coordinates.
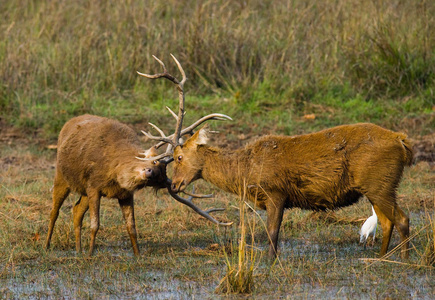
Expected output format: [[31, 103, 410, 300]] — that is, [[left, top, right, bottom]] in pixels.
[[0, 0, 434, 139]]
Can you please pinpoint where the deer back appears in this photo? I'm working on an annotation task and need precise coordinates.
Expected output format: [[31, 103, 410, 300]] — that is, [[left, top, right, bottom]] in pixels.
[[56, 114, 166, 196]]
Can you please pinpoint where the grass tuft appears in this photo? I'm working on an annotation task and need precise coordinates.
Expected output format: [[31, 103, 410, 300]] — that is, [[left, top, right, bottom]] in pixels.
[[216, 189, 259, 294]]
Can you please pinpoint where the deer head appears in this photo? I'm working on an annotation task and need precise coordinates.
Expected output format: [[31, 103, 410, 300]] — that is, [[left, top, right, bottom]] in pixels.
[[171, 125, 210, 193]]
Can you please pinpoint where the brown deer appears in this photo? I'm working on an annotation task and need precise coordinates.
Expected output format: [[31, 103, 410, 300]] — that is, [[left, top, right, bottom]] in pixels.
[[168, 123, 413, 259], [46, 55, 232, 256], [45, 114, 167, 256]]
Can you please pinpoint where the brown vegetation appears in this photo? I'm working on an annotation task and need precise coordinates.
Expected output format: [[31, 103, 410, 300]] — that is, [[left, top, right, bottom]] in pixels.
[[171, 123, 413, 259]]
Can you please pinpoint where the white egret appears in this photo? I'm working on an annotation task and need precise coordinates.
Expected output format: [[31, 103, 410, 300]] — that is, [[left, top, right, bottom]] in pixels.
[[360, 206, 378, 248]]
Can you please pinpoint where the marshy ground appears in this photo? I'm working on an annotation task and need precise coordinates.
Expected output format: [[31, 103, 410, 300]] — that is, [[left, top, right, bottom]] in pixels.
[[0, 123, 433, 299]]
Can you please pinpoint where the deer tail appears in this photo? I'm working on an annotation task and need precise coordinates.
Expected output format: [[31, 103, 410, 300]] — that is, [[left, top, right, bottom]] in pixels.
[[400, 135, 414, 166]]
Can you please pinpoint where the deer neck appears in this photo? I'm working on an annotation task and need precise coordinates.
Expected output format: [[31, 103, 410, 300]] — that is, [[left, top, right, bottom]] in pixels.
[[199, 145, 248, 195]]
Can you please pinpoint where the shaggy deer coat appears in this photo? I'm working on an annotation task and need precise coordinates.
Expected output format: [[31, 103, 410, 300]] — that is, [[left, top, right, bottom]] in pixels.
[[46, 114, 166, 256], [171, 123, 413, 258]]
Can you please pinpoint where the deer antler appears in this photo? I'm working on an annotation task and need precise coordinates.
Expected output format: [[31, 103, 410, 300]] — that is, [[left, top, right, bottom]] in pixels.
[[137, 112, 233, 160], [137, 54, 186, 148], [137, 54, 232, 157], [166, 181, 233, 226], [136, 54, 233, 225]]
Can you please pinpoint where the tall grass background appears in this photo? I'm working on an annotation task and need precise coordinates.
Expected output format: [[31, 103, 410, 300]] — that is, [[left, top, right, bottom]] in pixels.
[[1, 1, 434, 297], [0, 0, 434, 138]]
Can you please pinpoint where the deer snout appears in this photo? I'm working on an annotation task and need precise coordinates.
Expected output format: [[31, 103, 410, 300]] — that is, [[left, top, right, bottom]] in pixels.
[[171, 180, 185, 193], [144, 168, 155, 178]]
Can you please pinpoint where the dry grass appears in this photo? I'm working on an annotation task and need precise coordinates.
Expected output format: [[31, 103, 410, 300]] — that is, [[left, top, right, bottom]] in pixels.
[[1, 135, 434, 298], [0, 0, 434, 138], [216, 199, 258, 294]]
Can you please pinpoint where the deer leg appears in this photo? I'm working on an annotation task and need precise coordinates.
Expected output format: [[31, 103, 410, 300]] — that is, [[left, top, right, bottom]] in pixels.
[[73, 195, 89, 254], [87, 190, 101, 256], [372, 201, 409, 259], [46, 176, 70, 250], [118, 196, 140, 256], [361, 158, 410, 259], [398, 209, 410, 259], [265, 198, 285, 258], [371, 204, 394, 257], [390, 205, 409, 259]]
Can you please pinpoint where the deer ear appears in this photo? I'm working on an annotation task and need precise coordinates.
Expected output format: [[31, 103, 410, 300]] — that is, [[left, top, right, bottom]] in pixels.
[[196, 125, 209, 145], [185, 124, 209, 148], [142, 146, 158, 158]]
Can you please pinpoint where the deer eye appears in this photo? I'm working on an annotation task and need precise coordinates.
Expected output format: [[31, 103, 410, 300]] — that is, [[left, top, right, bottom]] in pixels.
[[153, 160, 157, 165], [177, 155, 183, 162]]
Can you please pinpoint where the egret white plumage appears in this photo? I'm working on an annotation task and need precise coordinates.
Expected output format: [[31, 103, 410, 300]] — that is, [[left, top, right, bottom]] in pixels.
[[360, 206, 378, 248]]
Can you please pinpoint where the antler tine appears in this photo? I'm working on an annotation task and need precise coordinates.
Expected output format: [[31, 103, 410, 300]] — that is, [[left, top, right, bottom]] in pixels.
[[166, 106, 179, 121], [166, 181, 232, 226], [179, 113, 233, 136], [152, 113, 232, 149], [182, 185, 213, 198], [141, 129, 173, 145], [149, 123, 167, 138], [138, 54, 232, 153], [151, 55, 166, 69], [136, 55, 166, 79], [136, 152, 172, 161], [170, 53, 187, 86], [137, 55, 179, 84], [167, 54, 187, 148]]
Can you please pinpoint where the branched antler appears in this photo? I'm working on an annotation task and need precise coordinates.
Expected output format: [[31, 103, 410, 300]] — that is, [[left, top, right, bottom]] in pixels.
[[137, 54, 186, 148], [166, 181, 232, 226], [136, 54, 233, 225], [137, 54, 232, 157]]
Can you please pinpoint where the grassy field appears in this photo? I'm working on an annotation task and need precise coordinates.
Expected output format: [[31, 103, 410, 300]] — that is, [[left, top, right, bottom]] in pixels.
[[0, 130, 434, 298], [0, 0, 434, 138], [0, 0, 434, 298]]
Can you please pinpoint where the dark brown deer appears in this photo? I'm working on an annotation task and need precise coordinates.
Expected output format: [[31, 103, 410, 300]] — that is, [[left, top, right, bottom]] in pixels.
[[169, 123, 413, 259], [46, 55, 232, 256]]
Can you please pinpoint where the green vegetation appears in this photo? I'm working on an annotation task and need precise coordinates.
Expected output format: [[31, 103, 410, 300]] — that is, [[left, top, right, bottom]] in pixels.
[[0, 0, 434, 138]]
